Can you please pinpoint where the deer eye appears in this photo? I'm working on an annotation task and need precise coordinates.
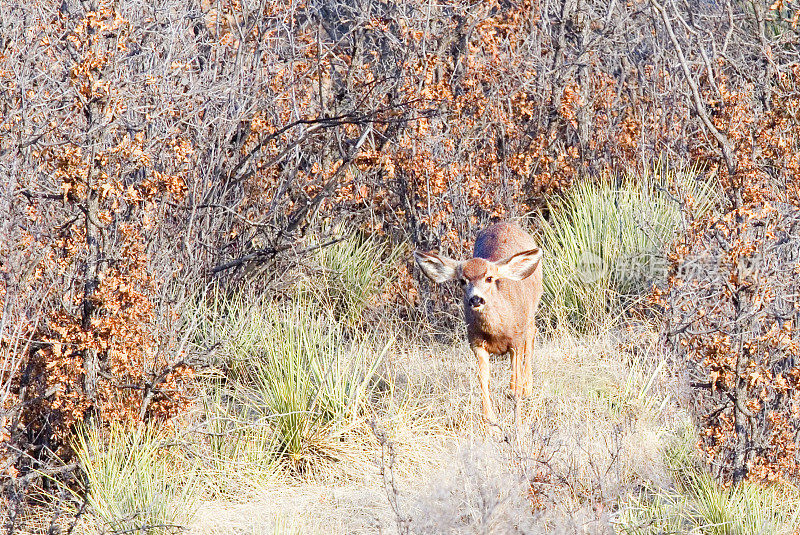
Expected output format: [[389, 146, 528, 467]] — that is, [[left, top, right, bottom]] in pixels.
[[485, 276, 493, 283], [459, 278, 468, 286]]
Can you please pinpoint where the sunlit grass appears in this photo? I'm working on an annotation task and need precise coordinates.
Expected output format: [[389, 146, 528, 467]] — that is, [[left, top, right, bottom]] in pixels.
[[537, 165, 717, 331], [201, 378, 281, 494], [192, 226, 400, 479], [303, 227, 404, 329], [620, 426, 800, 535], [74, 423, 202, 535], [199, 295, 391, 477]]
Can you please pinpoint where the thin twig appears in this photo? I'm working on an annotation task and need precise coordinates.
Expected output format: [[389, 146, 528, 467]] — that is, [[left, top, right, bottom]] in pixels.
[[210, 236, 348, 275]]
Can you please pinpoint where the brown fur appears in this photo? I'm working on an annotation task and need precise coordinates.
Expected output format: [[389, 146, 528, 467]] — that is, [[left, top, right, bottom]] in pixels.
[[414, 221, 543, 424], [466, 222, 541, 354]]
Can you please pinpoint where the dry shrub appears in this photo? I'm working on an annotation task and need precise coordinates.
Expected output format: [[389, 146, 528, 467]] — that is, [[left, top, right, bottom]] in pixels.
[[662, 202, 800, 483], [403, 441, 543, 534], [1, 5, 199, 505]]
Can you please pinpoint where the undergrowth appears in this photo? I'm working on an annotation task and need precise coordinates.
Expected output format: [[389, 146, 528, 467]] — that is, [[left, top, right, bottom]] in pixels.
[[71, 423, 202, 535], [302, 227, 404, 329], [60, 184, 800, 535], [537, 165, 717, 331], [202, 297, 391, 478], [620, 426, 800, 534]]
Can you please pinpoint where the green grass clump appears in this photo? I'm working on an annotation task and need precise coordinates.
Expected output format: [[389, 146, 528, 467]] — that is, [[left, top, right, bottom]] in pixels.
[[202, 296, 390, 476], [304, 228, 403, 329], [622, 469, 800, 535], [202, 379, 280, 493], [193, 227, 399, 480], [74, 424, 201, 534], [538, 166, 717, 331]]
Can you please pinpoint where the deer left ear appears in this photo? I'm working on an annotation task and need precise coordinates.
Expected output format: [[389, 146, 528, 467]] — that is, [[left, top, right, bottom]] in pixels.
[[495, 248, 542, 281]]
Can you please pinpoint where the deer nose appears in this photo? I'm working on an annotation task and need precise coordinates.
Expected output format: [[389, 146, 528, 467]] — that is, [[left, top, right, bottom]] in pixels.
[[469, 295, 485, 308]]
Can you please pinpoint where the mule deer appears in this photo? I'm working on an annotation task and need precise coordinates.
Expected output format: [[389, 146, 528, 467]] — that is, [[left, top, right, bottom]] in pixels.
[[414, 222, 543, 425]]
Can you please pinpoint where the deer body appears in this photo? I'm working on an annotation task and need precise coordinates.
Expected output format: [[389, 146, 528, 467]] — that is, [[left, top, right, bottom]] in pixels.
[[414, 222, 543, 424]]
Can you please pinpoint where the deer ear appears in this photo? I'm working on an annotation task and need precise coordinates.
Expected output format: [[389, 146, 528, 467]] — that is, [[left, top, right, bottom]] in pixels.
[[414, 251, 460, 283], [495, 248, 542, 281]]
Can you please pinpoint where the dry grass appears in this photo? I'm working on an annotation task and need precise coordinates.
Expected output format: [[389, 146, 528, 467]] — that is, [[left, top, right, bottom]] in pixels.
[[182, 324, 682, 534], [34, 281, 794, 533], [190, 484, 392, 534], [57, 319, 796, 534], [14, 321, 697, 535]]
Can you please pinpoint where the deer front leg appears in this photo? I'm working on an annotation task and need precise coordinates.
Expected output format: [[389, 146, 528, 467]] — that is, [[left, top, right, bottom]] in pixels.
[[510, 346, 524, 434], [509, 350, 518, 394], [522, 325, 536, 398], [510, 347, 523, 401], [472, 345, 497, 424]]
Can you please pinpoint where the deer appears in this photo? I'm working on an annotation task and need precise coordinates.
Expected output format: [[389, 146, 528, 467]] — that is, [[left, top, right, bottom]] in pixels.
[[414, 222, 543, 427]]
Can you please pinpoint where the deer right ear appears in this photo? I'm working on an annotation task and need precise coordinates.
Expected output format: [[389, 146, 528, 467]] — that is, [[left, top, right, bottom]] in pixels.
[[413, 251, 460, 284]]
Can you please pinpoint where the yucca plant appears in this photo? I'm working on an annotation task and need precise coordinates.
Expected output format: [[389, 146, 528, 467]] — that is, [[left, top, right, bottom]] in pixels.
[[74, 423, 201, 534], [203, 295, 390, 475], [305, 227, 403, 329], [245, 301, 389, 471], [202, 377, 280, 494], [538, 165, 717, 331], [622, 469, 800, 535]]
